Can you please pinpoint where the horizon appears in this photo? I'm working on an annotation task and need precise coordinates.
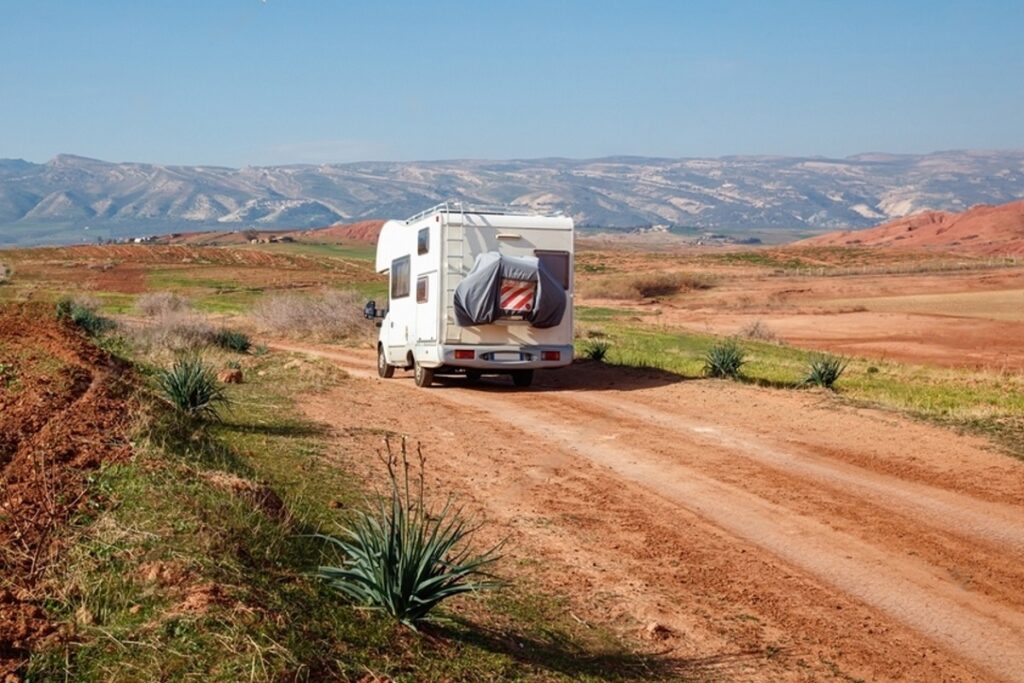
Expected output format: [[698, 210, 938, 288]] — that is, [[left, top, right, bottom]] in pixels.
[[9, 146, 1024, 169], [2, 1, 1022, 167]]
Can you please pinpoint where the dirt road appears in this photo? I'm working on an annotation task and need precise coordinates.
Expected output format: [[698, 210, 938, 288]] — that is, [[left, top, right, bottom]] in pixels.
[[273, 342, 1024, 682]]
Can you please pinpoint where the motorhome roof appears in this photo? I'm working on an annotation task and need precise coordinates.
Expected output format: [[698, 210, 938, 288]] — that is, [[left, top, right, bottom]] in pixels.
[[405, 201, 559, 224]]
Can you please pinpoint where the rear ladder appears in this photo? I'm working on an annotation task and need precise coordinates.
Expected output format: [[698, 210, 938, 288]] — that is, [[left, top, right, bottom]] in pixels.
[[443, 211, 466, 342]]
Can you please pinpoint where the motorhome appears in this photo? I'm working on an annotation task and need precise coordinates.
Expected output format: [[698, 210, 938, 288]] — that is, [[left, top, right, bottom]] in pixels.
[[366, 202, 574, 388]]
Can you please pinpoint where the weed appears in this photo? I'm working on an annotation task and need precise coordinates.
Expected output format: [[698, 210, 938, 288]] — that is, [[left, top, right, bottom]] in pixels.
[[803, 354, 848, 389], [316, 439, 501, 628], [740, 320, 778, 342], [154, 355, 229, 420], [213, 328, 252, 353], [703, 339, 747, 379]]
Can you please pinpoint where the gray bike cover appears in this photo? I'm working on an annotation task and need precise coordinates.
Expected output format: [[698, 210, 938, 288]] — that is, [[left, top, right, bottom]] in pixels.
[[453, 252, 567, 329]]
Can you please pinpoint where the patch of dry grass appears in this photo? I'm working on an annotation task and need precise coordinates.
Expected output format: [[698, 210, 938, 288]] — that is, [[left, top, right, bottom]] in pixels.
[[135, 291, 192, 317], [130, 311, 217, 353], [580, 271, 715, 300], [251, 289, 371, 342]]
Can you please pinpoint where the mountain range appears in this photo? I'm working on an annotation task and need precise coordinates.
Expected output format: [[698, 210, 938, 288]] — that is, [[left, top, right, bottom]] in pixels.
[[1, 150, 1023, 245]]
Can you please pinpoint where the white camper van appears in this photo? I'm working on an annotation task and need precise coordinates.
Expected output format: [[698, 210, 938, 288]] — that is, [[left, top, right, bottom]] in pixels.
[[366, 202, 574, 388]]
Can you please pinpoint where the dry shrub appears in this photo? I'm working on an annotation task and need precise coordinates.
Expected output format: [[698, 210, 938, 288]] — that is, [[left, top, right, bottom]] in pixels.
[[582, 271, 714, 299], [0, 263, 9, 284], [252, 289, 368, 341], [739, 320, 778, 342], [133, 311, 216, 352], [135, 291, 192, 317]]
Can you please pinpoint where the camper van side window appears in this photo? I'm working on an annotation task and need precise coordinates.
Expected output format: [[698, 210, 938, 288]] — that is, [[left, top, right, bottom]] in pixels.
[[390, 256, 410, 299], [416, 276, 428, 303], [535, 250, 571, 289], [417, 227, 429, 255]]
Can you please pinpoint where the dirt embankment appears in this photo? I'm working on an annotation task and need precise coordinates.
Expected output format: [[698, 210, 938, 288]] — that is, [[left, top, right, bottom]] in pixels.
[[278, 343, 1024, 683], [0, 304, 135, 679]]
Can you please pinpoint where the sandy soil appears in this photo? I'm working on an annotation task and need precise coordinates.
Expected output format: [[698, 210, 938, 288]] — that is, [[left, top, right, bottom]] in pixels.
[[273, 342, 1024, 683]]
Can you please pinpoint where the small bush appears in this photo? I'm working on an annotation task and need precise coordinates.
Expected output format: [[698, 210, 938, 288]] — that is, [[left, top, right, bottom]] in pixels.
[[252, 290, 368, 341], [56, 296, 115, 336], [213, 329, 252, 353], [703, 339, 746, 379], [155, 355, 229, 420], [0, 263, 9, 284], [803, 354, 848, 390], [739, 320, 778, 342], [316, 439, 500, 628], [134, 311, 216, 353], [135, 291, 191, 317], [581, 271, 715, 300], [582, 340, 610, 362]]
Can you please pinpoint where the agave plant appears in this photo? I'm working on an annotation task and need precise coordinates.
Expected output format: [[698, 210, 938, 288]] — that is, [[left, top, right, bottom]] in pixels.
[[155, 355, 229, 419], [316, 439, 501, 628], [583, 340, 610, 362], [803, 354, 848, 390], [213, 328, 252, 353], [703, 339, 746, 379]]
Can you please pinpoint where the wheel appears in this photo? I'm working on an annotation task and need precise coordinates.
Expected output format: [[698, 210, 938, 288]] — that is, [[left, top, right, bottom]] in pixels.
[[377, 345, 394, 378], [466, 370, 482, 384], [511, 370, 534, 388], [414, 361, 435, 388]]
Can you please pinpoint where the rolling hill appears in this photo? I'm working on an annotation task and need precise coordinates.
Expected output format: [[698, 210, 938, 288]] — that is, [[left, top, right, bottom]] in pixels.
[[796, 200, 1024, 255]]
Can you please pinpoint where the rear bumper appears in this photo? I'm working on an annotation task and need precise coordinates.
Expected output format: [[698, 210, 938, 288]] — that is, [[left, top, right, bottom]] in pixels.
[[430, 344, 573, 370]]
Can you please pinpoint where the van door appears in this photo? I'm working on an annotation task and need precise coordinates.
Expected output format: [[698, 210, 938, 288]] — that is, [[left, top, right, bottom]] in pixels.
[[415, 272, 438, 342], [386, 255, 412, 357]]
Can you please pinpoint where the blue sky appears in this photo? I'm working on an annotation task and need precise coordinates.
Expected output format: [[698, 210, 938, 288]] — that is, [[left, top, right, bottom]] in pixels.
[[1, 0, 1022, 166]]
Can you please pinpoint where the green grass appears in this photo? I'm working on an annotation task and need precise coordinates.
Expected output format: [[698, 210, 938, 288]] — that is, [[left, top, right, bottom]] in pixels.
[[28, 348, 676, 681], [575, 322, 1024, 458], [249, 241, 377, 262]]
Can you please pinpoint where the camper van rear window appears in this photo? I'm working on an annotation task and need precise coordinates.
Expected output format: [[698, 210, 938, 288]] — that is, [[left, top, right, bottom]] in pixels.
[[391, 256, 411, 299], [417, 228, 429, 255], [535, 250, 571, 289]]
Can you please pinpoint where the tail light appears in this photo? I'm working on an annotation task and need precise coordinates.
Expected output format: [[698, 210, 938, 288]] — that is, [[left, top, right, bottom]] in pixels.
[[454, 350, 474, 360], [541, 351, 561, 361]]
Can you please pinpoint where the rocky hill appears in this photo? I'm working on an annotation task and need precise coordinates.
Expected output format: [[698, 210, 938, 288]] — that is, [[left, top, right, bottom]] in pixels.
[[1, 150, 1023, 245], [796, 200, 1024, 255]]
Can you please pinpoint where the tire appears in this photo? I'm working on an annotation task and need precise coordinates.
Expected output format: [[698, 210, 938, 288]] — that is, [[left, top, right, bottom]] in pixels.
[[511, 370, 534, 388], [414, 361, 435, 388], [377, 345, 394, 378]]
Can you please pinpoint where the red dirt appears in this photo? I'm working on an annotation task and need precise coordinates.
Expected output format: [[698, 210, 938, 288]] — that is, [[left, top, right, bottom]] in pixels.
[[0, 304, 135, 679], [149, 219, 386, 246], [276, 343, 1024, 683], [798, 200, 1024, 255], [302, 220, 385, 244]]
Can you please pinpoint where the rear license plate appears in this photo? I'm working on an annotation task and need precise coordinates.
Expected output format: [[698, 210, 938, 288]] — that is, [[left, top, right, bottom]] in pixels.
[[491, 352, 522, 361]]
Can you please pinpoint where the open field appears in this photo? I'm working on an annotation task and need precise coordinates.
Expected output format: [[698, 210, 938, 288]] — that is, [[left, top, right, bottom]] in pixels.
[[2, 237, 1024, 680]]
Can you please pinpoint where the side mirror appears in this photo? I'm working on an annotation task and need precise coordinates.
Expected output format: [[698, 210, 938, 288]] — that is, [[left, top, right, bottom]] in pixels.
[[363, 300, 377, 320]]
